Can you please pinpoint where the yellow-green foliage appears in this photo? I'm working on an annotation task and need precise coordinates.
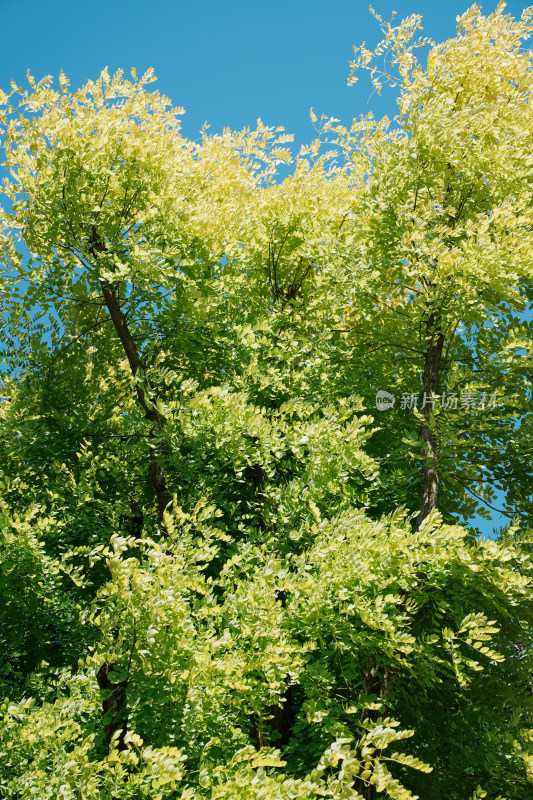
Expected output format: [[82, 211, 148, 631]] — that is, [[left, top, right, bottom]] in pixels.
[[0, 5, 532, 799]]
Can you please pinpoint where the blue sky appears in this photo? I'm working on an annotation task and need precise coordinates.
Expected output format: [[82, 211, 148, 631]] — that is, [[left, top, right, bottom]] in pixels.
[[1, 1, 530, 141], [1, 0, 529, 536]]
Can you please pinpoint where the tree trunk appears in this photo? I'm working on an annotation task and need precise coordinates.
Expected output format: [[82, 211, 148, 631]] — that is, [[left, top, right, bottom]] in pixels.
[[415, 312, 444, 531], [96, 661, 128, 753], [245, 459, 294, 749], [89, 225, 171, 519], [89, 228, 170, 764], [354, 659, 394, 800], [99, 278, 171, 517]]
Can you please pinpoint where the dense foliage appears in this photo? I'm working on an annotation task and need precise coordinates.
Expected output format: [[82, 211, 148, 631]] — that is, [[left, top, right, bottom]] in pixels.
[[0, 4, 532, 798]]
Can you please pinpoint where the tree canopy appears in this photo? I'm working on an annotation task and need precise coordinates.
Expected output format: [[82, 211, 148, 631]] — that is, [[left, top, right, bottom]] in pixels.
[[0, 4, 532, 799]]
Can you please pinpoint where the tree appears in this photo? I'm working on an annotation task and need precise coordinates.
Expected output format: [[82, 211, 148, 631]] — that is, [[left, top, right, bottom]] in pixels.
[[0, 5, 532, 799], [324, 2, 533, 532]]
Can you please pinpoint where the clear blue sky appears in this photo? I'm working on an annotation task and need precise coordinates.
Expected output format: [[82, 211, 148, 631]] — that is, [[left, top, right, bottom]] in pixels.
[[0, 0, 530, 141], [1, 0, 528, 536]]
